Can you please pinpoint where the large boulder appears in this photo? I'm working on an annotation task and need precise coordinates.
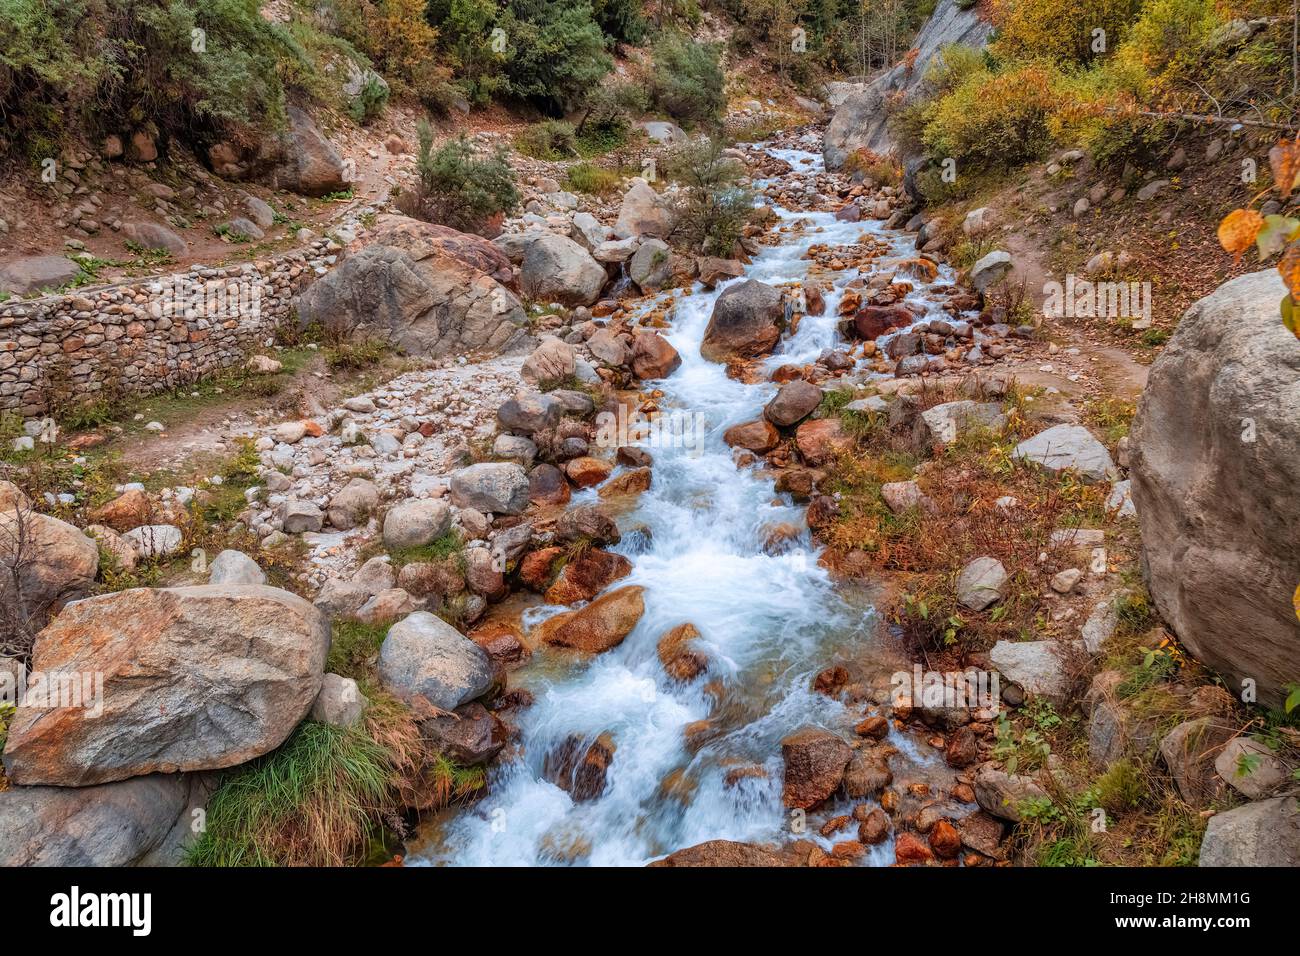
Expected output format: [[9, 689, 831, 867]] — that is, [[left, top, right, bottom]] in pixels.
[[0, 774, 192, 866], [295, 215, 528, 359], [765, 380, 823, 428], [614, 180, 675, 239], [0, 256, 82, 295], [701, 279, 784, 364], [377, 610, 493, 711], [1199, 794, 1300, 866], [1131, 270, 1300, 708], [2, 585, 329, 786], [272, 105, 349, 197], [0, 511, 99, 633], [520, 234, 607, 307], [824, 0, 994, 168]]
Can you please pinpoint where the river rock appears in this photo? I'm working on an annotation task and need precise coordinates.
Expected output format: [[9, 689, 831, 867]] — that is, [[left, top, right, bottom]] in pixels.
[[521, 338, 576, 388], [657, 622, 708, 681], [631, 332, 682, 380], [377, 611, 493, 710], [383, 499, 452, 550], [536, 585, 645, 653], [781, 727, 852, 809], [614, 180, 674, 239], [545, 549, 632, 604], [555, 504, 620, 545], [520, 234, 607, 306], [629, 239, 673, 293], [449, 462, 530, 515], [2, 585, 329, 786], [701, 279, 784, 363], [498, 391, 563, 434], [1130, 269, 1300, 708], [795, 418, 850, 466], [988, 639, 1070, 705], [208, 549, 266, 586], [543, 732, 616, 801], [422, 701, 505, 765], [724, 418, 780, 453], [0, 774, 191, 866], [764, 380, 823, 427], [973, 766, 1049, 822]]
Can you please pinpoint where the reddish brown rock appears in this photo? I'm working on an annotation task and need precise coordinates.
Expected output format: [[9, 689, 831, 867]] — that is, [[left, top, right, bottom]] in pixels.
[[518, 546, 564, 591], [544, 549, 633, 605], [88, 489, 152, 533], [543, 731, 616, 801], [929, 819, 962, 859], [813, 665, 849, 697], [851, 305, 914, 340], [895, 831, 934, 865], [764, 380, 824, 428], [724, 419, 780, 453], [598, 467, 652, 500], [650, 839, 815, 867], [856, 715, 890, 740], [631, 331, 682, 380], [657, 622, 708, 681], [535, 585, 645, 654], [469, 620, 530, 667], [858, 807, 890, 844], [944, 725, 980, 768], [820, 814, 853, 836], [565, 456, 614, 488], [529, 463, 571, 506], [781, 727, 852, 810], [795, 418, 851, 466]]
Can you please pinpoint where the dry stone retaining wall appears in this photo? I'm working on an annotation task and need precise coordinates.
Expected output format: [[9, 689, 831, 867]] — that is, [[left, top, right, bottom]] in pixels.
[[0, 242, 340, 417]]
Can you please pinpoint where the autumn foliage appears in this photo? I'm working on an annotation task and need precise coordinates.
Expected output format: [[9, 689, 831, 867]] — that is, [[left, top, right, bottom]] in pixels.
[[1216, 136, 1300, 339]]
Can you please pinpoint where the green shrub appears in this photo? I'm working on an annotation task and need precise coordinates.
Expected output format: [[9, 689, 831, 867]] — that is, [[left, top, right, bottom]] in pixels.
[[666, 138, 754, 255], [0, 0, 300, 155], [566, 161, 620, 194], [323, 336, 389, 370], [406, 122, 520, 233], [514, 119, 579, 160], [497, 0, 612, 112], [651, 34, 725, 129], [592, 0, 646, 43], [921, 62, 1067, 170], [348, 74, 389, 124], [1115, 0, 1222, 90]]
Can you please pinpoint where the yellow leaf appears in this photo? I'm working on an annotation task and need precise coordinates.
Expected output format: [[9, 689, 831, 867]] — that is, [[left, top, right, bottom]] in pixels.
[[1218, 209, 1264, 261], [1269, 138, 1300, 198], [1280, 245, 1300, 300]]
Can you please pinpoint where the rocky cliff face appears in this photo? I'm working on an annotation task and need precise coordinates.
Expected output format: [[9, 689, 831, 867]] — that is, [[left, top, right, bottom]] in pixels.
[[823, 0, 993, 169], [1130, 269, 1300, 708]]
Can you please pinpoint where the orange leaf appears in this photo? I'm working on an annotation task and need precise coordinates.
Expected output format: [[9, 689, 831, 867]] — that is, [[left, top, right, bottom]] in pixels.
[[1279, 244, 1300, 299], [1218, 209, 1264, 261], [1269, 137, 1300, 198]]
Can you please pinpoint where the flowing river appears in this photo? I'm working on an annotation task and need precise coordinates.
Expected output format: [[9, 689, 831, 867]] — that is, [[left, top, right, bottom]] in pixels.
[[412, 138, 961, 866]]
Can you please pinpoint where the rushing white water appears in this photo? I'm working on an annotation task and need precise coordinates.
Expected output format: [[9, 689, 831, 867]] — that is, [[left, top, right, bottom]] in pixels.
[[412, 145, 956, 867]]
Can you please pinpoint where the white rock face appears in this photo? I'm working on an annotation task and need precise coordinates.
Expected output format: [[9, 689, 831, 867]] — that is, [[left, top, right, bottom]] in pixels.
[[208, 549, 267, 586], [123, 523, 184, 559]]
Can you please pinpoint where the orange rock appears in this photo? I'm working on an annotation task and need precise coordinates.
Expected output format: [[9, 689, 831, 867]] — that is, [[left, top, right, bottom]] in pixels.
[[657, 623, 708, 681], [929, 819, 962, 859], [544, 549, 633, 605], [88, 488, 152, 533], [894, 831, 934, 865], [536, 585, 645, 654], [565, 456, 614, 488]]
